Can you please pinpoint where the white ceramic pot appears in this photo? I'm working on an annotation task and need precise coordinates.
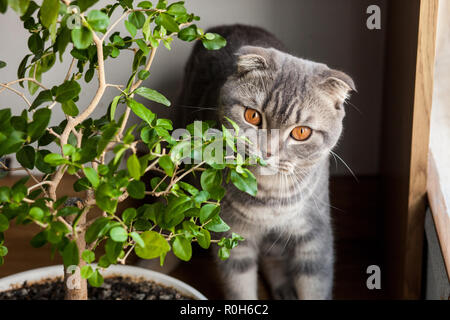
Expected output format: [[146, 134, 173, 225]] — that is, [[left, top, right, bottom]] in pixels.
[[0, 264, 207, 300]]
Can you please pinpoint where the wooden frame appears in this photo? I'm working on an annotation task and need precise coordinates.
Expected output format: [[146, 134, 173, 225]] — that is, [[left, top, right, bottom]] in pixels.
[[381, 0, 439, 299], [427, 152, 450, 278]]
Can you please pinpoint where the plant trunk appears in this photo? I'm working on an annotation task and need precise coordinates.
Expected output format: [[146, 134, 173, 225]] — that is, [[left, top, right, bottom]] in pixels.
[[63, 214, 88, 300]]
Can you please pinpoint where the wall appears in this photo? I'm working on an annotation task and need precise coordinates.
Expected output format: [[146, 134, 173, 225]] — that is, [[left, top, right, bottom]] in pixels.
[[0, 0, 387, 175]]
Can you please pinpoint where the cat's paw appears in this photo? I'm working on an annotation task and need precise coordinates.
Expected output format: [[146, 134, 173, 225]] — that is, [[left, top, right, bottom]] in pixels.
[[272, 284, 298, 300]]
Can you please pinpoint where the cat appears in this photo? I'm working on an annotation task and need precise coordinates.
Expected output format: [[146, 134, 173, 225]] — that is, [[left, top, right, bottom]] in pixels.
[[177, 24, 355, 300]]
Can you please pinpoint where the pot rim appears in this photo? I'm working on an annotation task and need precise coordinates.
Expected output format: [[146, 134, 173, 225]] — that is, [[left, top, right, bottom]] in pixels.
[[0, 264, 207, 300]]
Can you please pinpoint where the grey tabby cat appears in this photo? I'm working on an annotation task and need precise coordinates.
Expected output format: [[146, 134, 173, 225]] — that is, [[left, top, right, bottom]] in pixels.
[[177, 24, 355, 300]]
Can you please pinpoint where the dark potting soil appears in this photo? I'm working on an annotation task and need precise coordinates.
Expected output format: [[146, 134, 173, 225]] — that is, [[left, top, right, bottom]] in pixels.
[[0, 276, 192, 300]]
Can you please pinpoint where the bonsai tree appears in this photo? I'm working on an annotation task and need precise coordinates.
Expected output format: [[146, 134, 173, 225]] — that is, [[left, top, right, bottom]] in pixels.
[[0, 0, 259, 300]]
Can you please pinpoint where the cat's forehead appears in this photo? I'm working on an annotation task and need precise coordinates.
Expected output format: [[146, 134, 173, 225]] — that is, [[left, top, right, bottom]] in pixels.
[[258, 59, 327, 124]]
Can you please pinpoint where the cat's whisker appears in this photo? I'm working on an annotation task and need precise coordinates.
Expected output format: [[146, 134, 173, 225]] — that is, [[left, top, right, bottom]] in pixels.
[[329, 150, 358, 182], [346, 100, 362, 115]]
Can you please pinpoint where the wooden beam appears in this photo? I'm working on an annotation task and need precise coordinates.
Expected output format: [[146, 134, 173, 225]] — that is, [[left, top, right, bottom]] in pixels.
[[381, 0, 439, 299]]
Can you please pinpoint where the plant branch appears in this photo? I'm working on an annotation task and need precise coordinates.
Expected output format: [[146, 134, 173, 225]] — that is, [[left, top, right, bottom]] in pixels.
[[49, 32, 106, 201], [0, 78, 48, 94], [0, 83, 31, 107]]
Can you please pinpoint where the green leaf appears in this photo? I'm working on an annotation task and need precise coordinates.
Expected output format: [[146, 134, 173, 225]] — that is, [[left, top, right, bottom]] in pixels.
[[172, 236, 191, 261], [134, 87, 170, 106], [231, 169, 257, 197], [16, 145, 35, 169], [0, 215, 9, 232], [85, 67, 95, 82], [29, 206, 44, 221], [28, 108, 51, 142], [158, 155, 174, 177], [193, 190, 210, 204], [128, 11, 145, 29], [83, 167, 100, 188], [61, 100, 79, 116], [178, 181, 198, 196], [126, 98, 155, 125], [0, 187, 11, 203], [124, 20, 137, 38], [197, 229, 211, 249], [62, 240, 79, 268], [156, 118, 172, 130], [127, 154, 141, 180], [110, 226, 128, 242], [30, 89, 53, 110], [78, 0, 99, 12], [167, 3, 186, 16], [110, 95, 121, 120], [88, 269, 104, 287], [40, 53, 56, 73], [82, 250, 95, 263], [136, 39, 150, 56], [40, 0, 59, 28], [55, 80, 81, 103], [87, 10, 110, 31], [0, 0, 6, 14], [71, 26, 93, 50], [137, 1, 153, 9], [138, 69, 150, 80], [0, 60, 6, 69], [155, 13, 179, 33], [142, 16, 151, 41], [205, 215, 230, 232], [199, 204, 219, 224], [63, 144, 75, 156], [57, 206, 79, 217], [9, 0, 30, 16], [85, 217, 109, 244], [28, 33, 43, 54], [43, 153, 66, 166], [129, 232, 144, 248], [202, 33, 226, 50], [218, 246, 229, 260], [30, 231, 47, 248], [105, 238, 122, 262], [134, 231, 170, 260], [122, 208, 137, 224], [200, 169, 224, 200], [27, 63, 42, 95], [178, 24, 197, 42], [81, 265, 94, 279], [0, 129, 25, 157], [95, 186, 118, 214], [127, 180, 145, 199], [0, 245, 8, 257]]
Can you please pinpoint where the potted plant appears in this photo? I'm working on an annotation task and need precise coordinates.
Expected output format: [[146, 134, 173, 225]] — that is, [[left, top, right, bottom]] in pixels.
[[0, 0, 258, 300]]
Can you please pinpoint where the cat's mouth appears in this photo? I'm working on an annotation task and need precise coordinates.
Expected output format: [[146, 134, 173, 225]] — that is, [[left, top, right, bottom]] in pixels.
[[257, 158, 295, 175]]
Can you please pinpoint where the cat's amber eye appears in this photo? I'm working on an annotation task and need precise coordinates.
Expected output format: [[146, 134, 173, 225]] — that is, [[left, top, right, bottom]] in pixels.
[[244, 108, 262, 126], [291, 126, 312, 141]]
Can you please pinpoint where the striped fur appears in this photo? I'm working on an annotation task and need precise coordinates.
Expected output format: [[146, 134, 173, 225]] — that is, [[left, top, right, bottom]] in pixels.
[[178, 25, 354, 300]]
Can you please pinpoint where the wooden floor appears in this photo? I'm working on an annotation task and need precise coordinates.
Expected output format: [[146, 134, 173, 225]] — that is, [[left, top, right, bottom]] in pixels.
[[0, 175, 386, 299]]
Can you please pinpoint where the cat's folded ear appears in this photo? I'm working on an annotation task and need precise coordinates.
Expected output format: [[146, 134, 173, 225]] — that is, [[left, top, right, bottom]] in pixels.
[[235, 46, 272, 76], [319, 69, 356, 102]]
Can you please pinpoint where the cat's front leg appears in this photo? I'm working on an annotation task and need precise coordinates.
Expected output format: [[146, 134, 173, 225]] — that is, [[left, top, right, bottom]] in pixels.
[[216, 241, 259, 300], [288, 230, 334, 300]]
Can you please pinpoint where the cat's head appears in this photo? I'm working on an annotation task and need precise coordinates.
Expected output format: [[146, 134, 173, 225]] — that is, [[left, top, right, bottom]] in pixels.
[[218, 45, 355, 175]]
